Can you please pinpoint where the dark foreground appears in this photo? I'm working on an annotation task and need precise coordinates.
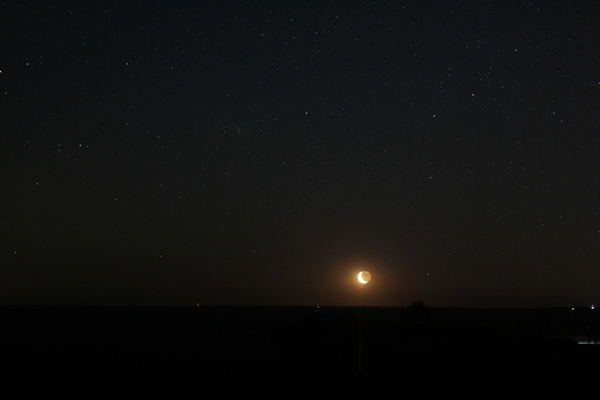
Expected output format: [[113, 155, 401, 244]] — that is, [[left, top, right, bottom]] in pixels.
[[2, 305, 600, 395]]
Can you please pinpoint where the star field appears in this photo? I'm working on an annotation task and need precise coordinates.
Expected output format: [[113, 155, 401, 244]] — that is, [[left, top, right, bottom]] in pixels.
[[1, 1, 599, 307]]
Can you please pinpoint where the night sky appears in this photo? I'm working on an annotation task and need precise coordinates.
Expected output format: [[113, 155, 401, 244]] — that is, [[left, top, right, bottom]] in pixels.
[[2, 1, 598, 307]]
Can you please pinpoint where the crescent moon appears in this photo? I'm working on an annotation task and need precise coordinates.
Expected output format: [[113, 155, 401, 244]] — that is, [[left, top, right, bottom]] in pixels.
[[358, 271, 371, 284]]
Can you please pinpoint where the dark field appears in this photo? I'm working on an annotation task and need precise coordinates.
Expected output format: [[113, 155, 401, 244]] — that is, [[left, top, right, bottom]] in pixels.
[[3, 305, 600, 394]]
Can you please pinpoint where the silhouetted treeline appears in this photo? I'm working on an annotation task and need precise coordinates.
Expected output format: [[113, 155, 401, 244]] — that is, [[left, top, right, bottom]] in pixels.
[[2, 305, 599, 383]]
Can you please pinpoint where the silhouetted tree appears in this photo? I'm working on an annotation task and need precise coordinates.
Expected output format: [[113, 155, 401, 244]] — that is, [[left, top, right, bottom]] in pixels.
[[403, 300, 429, 321]]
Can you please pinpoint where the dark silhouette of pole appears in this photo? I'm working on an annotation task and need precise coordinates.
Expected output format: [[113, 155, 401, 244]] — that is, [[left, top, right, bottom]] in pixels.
[[357, 283, 365, 372], [356, 271, 370, 372]]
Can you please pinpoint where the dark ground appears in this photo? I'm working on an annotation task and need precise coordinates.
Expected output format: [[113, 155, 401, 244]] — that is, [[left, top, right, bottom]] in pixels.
[[2, 305, 599, 395]]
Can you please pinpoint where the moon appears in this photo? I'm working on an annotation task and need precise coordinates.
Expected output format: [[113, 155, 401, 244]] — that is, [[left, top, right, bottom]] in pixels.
[[358, 271, 371, 284]]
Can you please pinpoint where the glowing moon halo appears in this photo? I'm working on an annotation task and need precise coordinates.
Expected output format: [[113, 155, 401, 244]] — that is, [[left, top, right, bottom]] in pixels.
[[358, 271, 371, 284]]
